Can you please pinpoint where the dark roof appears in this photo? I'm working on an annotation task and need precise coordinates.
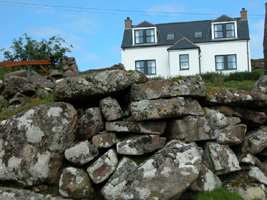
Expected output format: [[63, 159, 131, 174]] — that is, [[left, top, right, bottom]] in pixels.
[[213, 15, 236, 22], [133, 21, 156, 28], [121, 15, 250, 49], [168, 37, 199, 50]]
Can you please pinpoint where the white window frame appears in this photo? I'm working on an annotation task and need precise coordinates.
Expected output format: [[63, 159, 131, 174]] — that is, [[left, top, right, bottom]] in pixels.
[[135, 60, 156, 75], [179, 54, 189, 70], [211, 21, 238, 40], [215, 54, 237, 71], [132, 27, 157, 45]]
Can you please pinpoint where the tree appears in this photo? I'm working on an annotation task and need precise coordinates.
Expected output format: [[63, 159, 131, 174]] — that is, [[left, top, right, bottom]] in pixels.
[[1, 33, 73, 73]]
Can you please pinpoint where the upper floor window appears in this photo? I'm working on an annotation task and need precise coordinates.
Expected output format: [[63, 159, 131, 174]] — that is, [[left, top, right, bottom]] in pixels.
[[195, 31, 202, 38], [135, 60, 156, 75], [167, 33, 174, 40], [214, 23, 235, 39], [179, 54, 189, 70], [135, 29, 155, 44], [215, 55, 236, 70]]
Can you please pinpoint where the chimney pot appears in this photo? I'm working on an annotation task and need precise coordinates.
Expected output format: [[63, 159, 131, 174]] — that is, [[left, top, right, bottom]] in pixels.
[[125, 17, 132, 29], [240, 8, 247, 19]]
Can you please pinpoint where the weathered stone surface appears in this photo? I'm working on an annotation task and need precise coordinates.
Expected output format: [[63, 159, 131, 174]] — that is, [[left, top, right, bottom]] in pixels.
[[59, 167, 91, 199], [205, 87, 253, 106], [215, 124, 247, 145], [65, 140, 98, 166], [26, 69, 54, 89], [4, 70, 27, 79], [239, 154, 257, 165], [75, 107, 104, 140], [189, 164, 222, 192], [63, 70, 76, 78], [87, 148, 118, 184], [116, 135, 166, 155], [204, 142, 241, 175], [106, 121, 167, 135], [102, 140, 202, 200], [0, 187, 53, 200], [102, 157, 138, 199], [8, 93, 26, 106], [99, 96, 122, 121], [166, 108, 241, 141], [214, 105, 233, 116], [36, 89, 49, 99], [0, 80, 4, 94], [248, 166, 267, 185], [226, 184, 266, 200], [3, 76, 27, 97], [54, 70, 146, 101], [0, 102, 77, 186], [130, 76, 206, 102], [130, 97, 204, 121], [241, 126, 267, 154], [232, 107, 266, 127], [92, 131, 116, 148]]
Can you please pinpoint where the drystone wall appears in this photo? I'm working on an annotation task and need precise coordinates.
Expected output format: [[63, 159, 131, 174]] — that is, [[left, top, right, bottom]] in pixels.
[[1, 68, 267, 199]]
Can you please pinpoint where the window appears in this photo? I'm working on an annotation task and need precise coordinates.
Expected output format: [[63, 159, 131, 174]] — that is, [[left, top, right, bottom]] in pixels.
[[135, 60, 156, 75], [195, 31, 202, 38], [179, 54, 189, 70], [214, 23, 235, 39], [215, 55, 236, 70], [167, 33, 174, 40], [135, 29, 155, 44]]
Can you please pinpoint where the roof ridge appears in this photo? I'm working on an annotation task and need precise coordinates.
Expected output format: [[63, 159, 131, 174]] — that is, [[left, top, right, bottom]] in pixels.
[[169, 37, 199, 49], [212, 14, 236, 22], [133, 20, 155, 27]]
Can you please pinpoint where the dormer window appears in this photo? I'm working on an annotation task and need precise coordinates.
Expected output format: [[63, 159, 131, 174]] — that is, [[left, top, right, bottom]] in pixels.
[[134, 29, 155, 44], [214, 23, 235, 39], [167, 33, 174, 40]]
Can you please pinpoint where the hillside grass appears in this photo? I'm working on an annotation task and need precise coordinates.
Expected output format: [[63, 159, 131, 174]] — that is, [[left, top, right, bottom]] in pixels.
[[0, 93, 53, 120]]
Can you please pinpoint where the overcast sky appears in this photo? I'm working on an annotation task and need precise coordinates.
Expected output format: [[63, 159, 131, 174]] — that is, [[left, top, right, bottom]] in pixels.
[[0, 0, 266, 72]]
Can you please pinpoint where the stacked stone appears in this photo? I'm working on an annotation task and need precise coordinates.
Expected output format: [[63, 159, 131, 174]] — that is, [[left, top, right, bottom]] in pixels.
[[61, 56, 79, 77], [2, 69, 267, 199]]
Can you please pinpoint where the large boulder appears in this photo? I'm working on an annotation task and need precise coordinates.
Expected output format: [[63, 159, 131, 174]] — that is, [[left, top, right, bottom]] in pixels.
[[130, 76, 206, 102], [250, 76, 267, 107], [3, 76, 27, 97], [101, 140, 203, 200], [0, 102, 77, 186], [53, 70, 147, 102], [130, 97, 204, 121]]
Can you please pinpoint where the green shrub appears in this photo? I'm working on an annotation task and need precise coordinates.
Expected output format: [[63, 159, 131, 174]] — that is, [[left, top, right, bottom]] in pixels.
[[193, 188, 244, 200]]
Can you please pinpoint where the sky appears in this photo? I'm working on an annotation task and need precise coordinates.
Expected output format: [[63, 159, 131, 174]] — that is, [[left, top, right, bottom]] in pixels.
[[0, 0, 266, 72]]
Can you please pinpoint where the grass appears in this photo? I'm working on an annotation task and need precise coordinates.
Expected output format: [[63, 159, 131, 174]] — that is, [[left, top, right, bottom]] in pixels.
[[0, 93, 54, 120], [193, 187, 251, 200]]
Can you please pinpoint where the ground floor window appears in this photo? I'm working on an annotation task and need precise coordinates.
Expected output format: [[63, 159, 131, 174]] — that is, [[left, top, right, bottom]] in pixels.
[[215, 55, 237, 70], [135, 60, 156, 75], [179, 54, 189, 70]]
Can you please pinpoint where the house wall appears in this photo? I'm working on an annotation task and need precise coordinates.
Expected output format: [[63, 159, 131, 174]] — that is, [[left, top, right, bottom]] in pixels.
[[168, 48, 200, 77], [121, 46, 170, 78], [122, 40, 251, 77], [198, 40, 251, 74]]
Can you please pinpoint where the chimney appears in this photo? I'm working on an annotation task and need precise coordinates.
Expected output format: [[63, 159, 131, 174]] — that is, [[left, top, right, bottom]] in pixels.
[[240, 8, 247, 19], [125, 17, 132, 29]]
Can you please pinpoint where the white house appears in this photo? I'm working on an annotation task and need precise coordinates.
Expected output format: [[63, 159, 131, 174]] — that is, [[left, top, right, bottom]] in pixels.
[[121, 8, 251, 77]]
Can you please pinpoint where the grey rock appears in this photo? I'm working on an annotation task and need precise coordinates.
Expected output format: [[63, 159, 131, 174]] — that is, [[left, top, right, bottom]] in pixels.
[[205, 87, 253, 106], [189, 164, 222, 192], [99, 96, 122, 121], [4, 70, 27, 79], [130, 97, 204, 121], [215, 124, 247, 145], [65, 140, 98, 166], [166, 108, 241, 141], [3, 76, 27, 97], [87, 148, 118, 184], [101, 140, 203, 200], [226, 184, 266, 200], [204, 142, 241, 175], [63, 70, 76, 78], [116, 135, 166, 155], [75, 107, 104, 140], [59, 167, 91, 199], [248, 166, 267, 185], [0, 102, 77, 186], [26, 69, 54, 89], [36, 89, 49, 99], [130, 76, 206, 102], [241, 126, 267, 154], [106, 121, 167, 135], [92, 131, 117, 148], [8, 93, 26, 106], [102, 157, 138, 199]]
